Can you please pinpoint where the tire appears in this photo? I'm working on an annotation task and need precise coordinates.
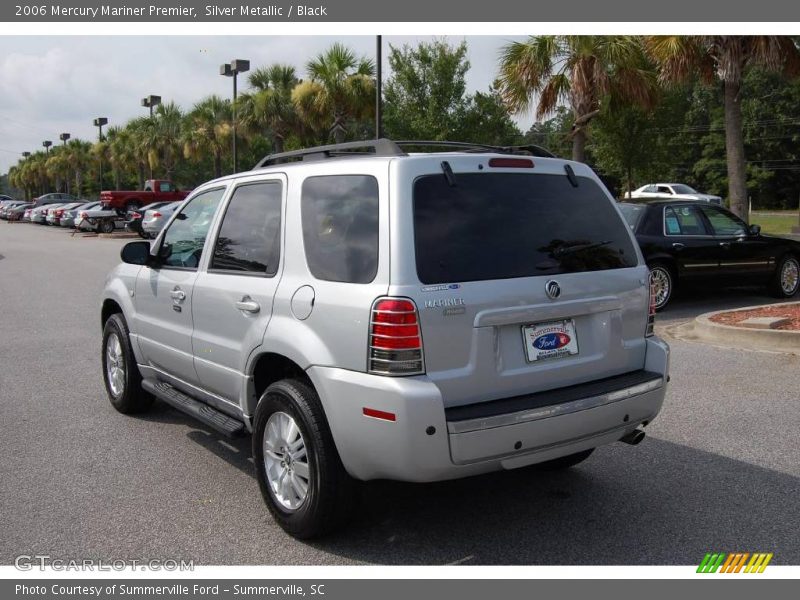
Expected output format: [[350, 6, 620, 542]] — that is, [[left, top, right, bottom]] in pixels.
[[101, 313, 153, 414], [99, 219, 115, 234], [252, 379, 355, 539], [648, 262, 675, 311], [769, 254, 799, 298], [533, 448, 595, 471], [125, 201, 141, 213]]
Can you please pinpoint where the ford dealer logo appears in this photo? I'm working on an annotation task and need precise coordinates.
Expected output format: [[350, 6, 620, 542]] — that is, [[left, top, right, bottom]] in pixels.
[[533, 332, 571, 350], [545, 280, 561, 299]]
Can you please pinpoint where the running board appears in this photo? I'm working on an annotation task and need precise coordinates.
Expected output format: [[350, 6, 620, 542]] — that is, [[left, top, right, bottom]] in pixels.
[[142, 379, 245, 438]]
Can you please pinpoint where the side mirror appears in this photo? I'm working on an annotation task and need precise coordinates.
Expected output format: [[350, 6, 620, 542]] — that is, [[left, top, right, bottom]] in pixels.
[[120, 241, 152, 266], [749, 224, 761, 236]]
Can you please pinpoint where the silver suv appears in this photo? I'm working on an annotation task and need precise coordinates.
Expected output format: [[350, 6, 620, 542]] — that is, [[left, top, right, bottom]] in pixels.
[[101, 140, 669, 538]]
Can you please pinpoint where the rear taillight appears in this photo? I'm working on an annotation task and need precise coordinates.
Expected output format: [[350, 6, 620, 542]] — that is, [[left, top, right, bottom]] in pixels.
[[152, 212, 162, 218], [646, 278, 656, 337], [56, 210, 64, 217], [131, 212, 141, 219], [368, 298, 425, 376]]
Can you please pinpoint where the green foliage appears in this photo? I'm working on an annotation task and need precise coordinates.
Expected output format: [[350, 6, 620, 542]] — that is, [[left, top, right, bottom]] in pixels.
[[383, 40, 522, 145]]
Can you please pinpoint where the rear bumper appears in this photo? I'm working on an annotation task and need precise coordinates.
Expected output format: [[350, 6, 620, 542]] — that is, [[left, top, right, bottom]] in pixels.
[[309, 336, 669, 482]]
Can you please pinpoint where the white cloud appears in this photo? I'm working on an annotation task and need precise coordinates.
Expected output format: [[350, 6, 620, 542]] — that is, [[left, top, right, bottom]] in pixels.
[[0, 35, 527, 174]]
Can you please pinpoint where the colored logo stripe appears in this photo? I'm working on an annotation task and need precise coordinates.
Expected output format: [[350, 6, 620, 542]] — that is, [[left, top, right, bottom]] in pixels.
[[697, 552, 773, 573]]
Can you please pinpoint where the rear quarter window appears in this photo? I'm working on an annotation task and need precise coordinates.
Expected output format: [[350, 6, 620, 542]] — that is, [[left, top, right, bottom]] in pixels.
[[301, 175, 379, 284], [413, 172, 638, 284]]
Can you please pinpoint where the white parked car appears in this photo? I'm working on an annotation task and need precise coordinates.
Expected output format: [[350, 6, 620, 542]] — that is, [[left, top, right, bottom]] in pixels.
[[77, 204, 126, 234], [626, 183, 722, 204]]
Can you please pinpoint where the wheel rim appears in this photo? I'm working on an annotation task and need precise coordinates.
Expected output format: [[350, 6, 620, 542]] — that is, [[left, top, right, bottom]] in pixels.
[[105, 333, 125, 396], [781, 258, 799, 295], [263, 411, 310, 511], [649, 267, 671, 308]]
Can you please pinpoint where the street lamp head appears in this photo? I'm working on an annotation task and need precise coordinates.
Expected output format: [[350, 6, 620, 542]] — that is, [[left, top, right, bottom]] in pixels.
[[42, 140, 52, 148], [60, 133, 71, 143], [220, 63, 233, 77], [22, 151, 31, 158], [231, 59, 250, 74], [93, 117, 108, 127], [141, 95, 161, 108]]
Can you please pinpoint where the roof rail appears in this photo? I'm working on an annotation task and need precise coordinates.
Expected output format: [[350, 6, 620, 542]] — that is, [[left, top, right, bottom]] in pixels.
[[254, 138, 405, 168], [394, 140, 555, 158], [252, 138, 555, 169]]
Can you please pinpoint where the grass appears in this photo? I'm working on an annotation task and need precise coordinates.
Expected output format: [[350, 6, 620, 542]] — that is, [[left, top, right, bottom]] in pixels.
[[749, 211, 800, 235]]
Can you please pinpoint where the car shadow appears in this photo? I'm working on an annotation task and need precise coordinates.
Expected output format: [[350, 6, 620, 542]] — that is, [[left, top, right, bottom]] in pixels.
[[658, 285, 787, 325]]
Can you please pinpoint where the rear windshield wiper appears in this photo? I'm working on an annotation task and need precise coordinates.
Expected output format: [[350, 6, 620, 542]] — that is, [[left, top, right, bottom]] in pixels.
[[552, 240, 612, 258]]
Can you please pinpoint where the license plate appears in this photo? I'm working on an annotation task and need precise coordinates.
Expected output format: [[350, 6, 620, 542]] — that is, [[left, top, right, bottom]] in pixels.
[[522, 320, 579, 362]]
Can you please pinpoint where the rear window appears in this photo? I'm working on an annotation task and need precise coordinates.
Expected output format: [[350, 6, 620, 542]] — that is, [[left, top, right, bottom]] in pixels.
[[413, 173, 638, 284], [618, 203, 646, 231], [301, 175, 379, 284]]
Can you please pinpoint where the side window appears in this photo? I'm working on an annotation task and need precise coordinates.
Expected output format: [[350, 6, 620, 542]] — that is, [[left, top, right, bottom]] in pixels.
[[301, 175, 379, 284], [657, 186, 672, 194], [664, 206, 707, 235], [211, 182, 283, 275], [159, 181, 174, 193], [161, 188, 225, 269], [700, 206, 747, 237]]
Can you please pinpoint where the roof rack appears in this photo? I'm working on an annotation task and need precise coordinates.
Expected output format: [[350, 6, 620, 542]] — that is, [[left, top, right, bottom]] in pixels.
[[253, 138, 555, 169]]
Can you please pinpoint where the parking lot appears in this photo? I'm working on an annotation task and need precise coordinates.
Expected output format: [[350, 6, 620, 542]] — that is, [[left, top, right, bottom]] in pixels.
[[1, 222, 798, 565]]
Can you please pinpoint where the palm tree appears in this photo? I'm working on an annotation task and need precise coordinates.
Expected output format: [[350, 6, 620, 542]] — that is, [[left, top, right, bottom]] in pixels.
[[105, 126, 135, 190], [183, 95, 231, 178], [497, 36, 658, 162], [645, 36, 800, 220], [292, 43, 375, 144], [237, 64, 299, 153], [126, 118, 154, 187], [144, 102, 184, 179], [65, 139, 93, 196]]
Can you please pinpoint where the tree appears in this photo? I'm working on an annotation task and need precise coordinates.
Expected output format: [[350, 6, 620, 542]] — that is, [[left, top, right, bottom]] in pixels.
[[292, 43, 375, 144], [238, 65, 299, 154], [645, 35, 800, 220], [183, 95, 231, 178], [65, 139, 93, 196], [498, 35, 658, 162], [143, 102, 184, 179]]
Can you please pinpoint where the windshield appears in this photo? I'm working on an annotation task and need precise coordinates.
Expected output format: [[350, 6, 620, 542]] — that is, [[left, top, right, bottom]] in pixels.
[[671, 184, 697, 194], [413, 172, 638, 284]]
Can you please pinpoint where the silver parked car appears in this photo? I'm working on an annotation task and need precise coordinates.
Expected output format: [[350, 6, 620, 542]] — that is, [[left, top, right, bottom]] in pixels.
[[61, 202, 100, 228], [626, 183, 723, 204], [140, 202, 179, 238], [100, 140, 669, 539], [77, 204, 125, 233]]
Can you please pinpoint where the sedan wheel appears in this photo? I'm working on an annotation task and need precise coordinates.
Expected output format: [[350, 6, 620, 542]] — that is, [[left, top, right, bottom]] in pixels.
[[105, 333, 126, 397], [649, 265, 673, 311], [779, 256, 800, 296]]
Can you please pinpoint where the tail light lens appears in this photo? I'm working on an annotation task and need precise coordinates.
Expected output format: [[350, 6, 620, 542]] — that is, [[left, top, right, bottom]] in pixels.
[[131, 212, 141, 219], [151, 212, 162, 218], [368, 298, 425, 376], [56, 210, 64, 217], [646, 277, 656, 337]]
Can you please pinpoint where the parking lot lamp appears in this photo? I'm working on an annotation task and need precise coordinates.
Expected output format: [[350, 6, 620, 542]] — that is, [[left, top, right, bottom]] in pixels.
[[42, 140, 52, 154], [22, 151, 31, 159], [221, 59, 249, 173], [141, 95, 161, 118], [94, 117, 108, 192], [60, 133, 71, 194]]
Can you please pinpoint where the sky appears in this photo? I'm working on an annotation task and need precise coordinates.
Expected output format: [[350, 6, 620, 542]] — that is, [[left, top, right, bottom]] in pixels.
[[0, 35, 529, 174]]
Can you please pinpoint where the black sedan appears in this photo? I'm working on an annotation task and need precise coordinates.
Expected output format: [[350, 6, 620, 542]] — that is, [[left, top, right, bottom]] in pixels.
[[618, 201, 800, 310]]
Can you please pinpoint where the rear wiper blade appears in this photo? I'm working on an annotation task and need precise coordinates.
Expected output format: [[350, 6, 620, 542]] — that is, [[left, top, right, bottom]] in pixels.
[[552, 240, 612, 258]]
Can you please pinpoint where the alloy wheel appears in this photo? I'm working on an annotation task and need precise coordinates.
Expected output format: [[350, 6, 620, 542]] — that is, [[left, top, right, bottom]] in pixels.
[[263, 411, 310, 511], [105, 333, 125, 396], [781, 257, 799, 295]]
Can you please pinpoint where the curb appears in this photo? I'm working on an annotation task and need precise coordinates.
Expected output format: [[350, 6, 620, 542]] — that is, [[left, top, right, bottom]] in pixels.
[[667, 302, 800, 355]]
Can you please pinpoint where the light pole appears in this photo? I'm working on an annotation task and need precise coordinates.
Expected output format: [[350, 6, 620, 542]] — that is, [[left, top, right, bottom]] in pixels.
[[376, 35, 383, 139], [220, 58, 249, 173], [42, 140, 52, 154], [22, 151, 31, 159], [60, 133, 71, 194], [141, 95, 161, 117], [94, 117, 108, 193]]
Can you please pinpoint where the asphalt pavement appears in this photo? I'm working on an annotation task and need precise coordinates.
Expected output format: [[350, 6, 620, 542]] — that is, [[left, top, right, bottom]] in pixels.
[[1, 223, 798, 565]]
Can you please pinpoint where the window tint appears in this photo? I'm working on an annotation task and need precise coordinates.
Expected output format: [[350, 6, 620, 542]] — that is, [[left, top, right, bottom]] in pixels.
[[657, 186, 672, 194], [699, 206, 747, 236], [211, 182, 282, 275], [413, 173, 637, 284], [301, 175, 379, 283], [161, 188, 225, 269], [159, 181, 174, 193], [664, 206, 707, 235]]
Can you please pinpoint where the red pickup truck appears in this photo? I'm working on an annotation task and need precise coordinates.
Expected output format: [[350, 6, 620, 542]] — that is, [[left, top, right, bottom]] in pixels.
[[100, 180, 190, 212]]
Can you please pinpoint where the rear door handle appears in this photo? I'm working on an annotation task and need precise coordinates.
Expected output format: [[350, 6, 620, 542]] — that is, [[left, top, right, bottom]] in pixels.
[[236, 296, 260, 313], [171, 287, 186, 302], [719, 241, 731, 248], [672, 242, 685, 250]]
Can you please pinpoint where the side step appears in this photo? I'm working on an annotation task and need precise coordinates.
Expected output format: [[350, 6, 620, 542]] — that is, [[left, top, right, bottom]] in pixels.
[[142, 379, 245, 438]]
